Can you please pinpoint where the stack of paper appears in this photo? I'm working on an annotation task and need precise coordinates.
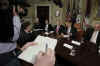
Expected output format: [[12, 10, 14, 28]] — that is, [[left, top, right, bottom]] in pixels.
[[18, 35, 57, 64], [63, 43, 73, 50], [71, 40, 81, 46], [63, 35, 70, 38]]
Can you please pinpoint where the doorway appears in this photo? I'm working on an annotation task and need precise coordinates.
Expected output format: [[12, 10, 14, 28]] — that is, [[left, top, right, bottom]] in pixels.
[[37, 6, 49, 25]]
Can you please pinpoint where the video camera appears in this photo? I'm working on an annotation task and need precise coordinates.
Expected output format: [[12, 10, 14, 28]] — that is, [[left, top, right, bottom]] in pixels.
[[9, 0, 30, 18]]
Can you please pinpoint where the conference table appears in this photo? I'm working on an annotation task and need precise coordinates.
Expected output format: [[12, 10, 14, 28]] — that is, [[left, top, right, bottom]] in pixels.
[[20, 33, 100, 66], [55, 37, 100, 66]]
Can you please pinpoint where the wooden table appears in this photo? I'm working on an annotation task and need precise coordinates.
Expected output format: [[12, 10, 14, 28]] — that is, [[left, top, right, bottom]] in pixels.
[[20, 33, 100, 66], [55, 37, 100, 66]]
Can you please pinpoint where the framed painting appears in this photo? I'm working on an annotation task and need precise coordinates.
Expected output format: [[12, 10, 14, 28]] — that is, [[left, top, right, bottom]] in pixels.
[[95, 0, 100, 20]]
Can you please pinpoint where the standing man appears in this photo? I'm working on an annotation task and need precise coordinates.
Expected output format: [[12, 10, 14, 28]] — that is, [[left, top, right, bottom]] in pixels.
[[0, 0, 21, 66]]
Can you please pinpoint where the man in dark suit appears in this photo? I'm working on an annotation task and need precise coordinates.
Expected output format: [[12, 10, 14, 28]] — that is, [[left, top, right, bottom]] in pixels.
[[44, 19, 54, 32], [64, 22, 77, 40], [54, 21, 65, 35], [17, 22, 36, 48], [33, 17, 45, 34], [84, 23, 100, 44], [33, 17, 44, 31], [84, 23, 100, 53]]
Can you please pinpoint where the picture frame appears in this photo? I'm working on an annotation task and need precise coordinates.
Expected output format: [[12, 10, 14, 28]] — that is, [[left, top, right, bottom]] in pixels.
[[95, 0, 100, 20]]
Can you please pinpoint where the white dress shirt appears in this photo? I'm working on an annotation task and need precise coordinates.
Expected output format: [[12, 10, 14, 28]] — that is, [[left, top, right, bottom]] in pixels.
[[45, 24, 48, 32], [90, 31, 99, 44], [67, 27, 71, 34]]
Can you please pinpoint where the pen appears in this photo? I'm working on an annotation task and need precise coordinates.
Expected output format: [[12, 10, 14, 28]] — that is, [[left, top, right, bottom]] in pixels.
[[45, 43, 48, 52]]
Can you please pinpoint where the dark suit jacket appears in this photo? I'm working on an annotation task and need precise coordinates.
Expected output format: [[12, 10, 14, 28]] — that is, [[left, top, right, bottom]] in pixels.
[[17, 30, 36, 48], [33, 23, 44, 30], [84, 28, 100, 45], [54, 25, 65, 34], [64, 26, 77, 40], [44, 24, 54, 32]]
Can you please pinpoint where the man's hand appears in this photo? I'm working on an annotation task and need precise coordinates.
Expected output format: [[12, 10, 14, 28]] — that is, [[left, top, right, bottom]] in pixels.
[[21, 42, 36, 51], [34, 49, 55, 66]]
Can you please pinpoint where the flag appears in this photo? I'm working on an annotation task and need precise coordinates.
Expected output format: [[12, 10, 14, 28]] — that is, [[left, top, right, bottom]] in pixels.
[[83, 16, 89, 31], [66, 0, 71, 22], [66, 11, 71, 22]]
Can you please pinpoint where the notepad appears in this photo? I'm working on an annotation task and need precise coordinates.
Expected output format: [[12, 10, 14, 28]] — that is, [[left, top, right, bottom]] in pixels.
[[45, 32, 49, 35], [18, 35, 57, 64], [63, 43, 73, 50], [71, 40, 81, 46], [50, 31, 54, 33], [34, 29, 43, 31], [63, 35, 70, 38]]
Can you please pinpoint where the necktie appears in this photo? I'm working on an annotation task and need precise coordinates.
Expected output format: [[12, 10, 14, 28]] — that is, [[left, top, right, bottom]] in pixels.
[[56, 26, 59, 33]]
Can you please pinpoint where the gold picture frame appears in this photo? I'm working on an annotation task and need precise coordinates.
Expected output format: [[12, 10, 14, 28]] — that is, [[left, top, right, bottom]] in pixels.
[[94, 0, 100, 20]]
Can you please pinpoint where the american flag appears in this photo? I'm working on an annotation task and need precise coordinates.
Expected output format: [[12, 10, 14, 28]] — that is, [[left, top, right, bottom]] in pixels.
[[66, 11, 71, 22], [82, 16, 89, 31]]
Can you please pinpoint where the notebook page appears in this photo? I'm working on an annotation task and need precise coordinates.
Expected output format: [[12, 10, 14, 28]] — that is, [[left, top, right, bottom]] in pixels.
[[18, 35, 57, 64]]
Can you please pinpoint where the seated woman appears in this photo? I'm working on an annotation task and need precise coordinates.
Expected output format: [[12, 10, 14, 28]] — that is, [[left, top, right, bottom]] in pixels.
[[64, 22, 77, 40], [74, 23, 84, 41]]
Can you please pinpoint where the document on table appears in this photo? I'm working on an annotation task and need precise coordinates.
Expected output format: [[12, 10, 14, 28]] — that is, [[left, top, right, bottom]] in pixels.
[[18, 35, 57, 64], [71, 40, 81, 46], [63, 43, 73, 50], [63, 35, 70, 38]]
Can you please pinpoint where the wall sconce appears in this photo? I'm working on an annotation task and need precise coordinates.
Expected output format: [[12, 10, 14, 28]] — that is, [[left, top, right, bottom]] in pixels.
[[56, 10, 60, 17]]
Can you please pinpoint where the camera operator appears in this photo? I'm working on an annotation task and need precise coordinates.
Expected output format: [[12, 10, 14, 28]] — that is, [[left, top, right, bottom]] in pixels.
[[0, 0, 26, 66]]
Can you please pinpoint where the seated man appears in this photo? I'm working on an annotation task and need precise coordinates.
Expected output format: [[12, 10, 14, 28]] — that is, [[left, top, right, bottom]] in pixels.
[[17, 22, 36, 48], [54, 20, 65, 35], [33, 17, 44, 31], [64, 22, 77, 40], [44, 19, 54, 32], [84, 23, 100, 53], [84, 23, 100, 44]]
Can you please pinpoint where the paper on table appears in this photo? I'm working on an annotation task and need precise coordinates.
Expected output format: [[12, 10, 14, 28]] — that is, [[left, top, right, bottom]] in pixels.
[[45, 32, 49, 35], [50, 31, 54, 34], [45, 37, 57, 50], [18, 35, 57, 64], [63, 43, 73, 50], [34, 29, 43, 31], [63, 35, 70, 38], [71, 40, 81, 46]]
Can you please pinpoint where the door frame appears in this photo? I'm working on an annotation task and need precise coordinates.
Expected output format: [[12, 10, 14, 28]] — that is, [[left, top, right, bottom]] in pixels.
[[35, 4, 51, 24]]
